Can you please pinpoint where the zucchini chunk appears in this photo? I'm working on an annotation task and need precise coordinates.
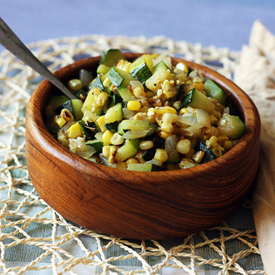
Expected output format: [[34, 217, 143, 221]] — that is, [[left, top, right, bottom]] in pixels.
[[89, 76, 105, 91], [204, 79, 227, 106], [180, 88, 215, 113], [86, 140, 103, 155], [143, 136, 165, 161], [115, 139, 140, 162], [104, 103, 123, 123], [107, 67, 135, 87], [81, 87, 105, 116], [218, 113, 246, 139], [145, 61, 173, 91], [118, 120, 158, 137], [116, 86, 135, 101], [56, 99, 83, 120], [127, 163, 165, 171], [194, 139, 216, 163], [99, 49, 126, 68], [129, 55, 153, 83]]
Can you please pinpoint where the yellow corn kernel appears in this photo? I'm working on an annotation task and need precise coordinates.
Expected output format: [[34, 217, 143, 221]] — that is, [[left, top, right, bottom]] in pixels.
[[223, 140, 233, 150], [206, 136, 219, 147], [102, 145, 117, 159], [96, 92, 109, 107], [176, 62, 189, 74], [192, 150, 205, 163], [133, 87, 146, 98], [161, 122, 173, 134], [193, 82, 205, 91], [155, 106, 177, 115], [180, 108, 188, 115], [154, 149, 168, 163], [126, 158, 139, 165], [97, 116, 107, 132], [139, 140, 154, 150], [158, 131, 172, 140], [61, 109, 74, 121], [115, 59, 132, 73], [56, 117, 66, 128], [173, 100, 181, 110], [67, 123, 82, 139], [127, 100, 141, 111], [110, 133, 124, 145], [102, 130, 114, 145], [217, 134, 229, 144], [176, 139, 191, 154]]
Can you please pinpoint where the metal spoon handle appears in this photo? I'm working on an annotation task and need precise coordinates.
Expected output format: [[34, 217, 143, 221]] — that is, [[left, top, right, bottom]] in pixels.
[[0, 17, 76, 99]]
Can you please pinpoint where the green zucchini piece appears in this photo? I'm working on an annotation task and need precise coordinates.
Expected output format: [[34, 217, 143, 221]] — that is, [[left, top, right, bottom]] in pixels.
[[107, 67, 135, 87], [108, 93, 122, 108], [104, 103, 123, 123], [78, 120, 98, 139], [89, 76, 104, 91], [194, 139, 216, 163], [86, 140, 103, 155], [116, 86, 135, 101], [180, 88, 215, 113], [154, 61, 170, 71], [129, 56, 153, 83], [105, 121, 119, 132], [56, 100, 74, 116], [97, 64, 110, 75], [75, 89, 88, 100], [45, 95, 69, 118], [218, 113, 246, 139], [127, 163, 165, 171], [145, 61, 172, 91], [48, 95, 69, 110], [115, 139, 140, 162], [204, 79, 227, 106], [143, 136, 165, 161], [118, 120, 158, 137], [71, 99, 83, 120], [99, 49, 126, 68]]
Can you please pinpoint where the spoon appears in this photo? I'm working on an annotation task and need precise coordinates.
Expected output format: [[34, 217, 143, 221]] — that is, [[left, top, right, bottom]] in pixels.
[[0, 17, 76, 99]]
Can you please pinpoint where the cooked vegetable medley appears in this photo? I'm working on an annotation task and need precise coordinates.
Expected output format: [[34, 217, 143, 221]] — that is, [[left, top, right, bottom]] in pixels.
[[45, 49, 246, 171]]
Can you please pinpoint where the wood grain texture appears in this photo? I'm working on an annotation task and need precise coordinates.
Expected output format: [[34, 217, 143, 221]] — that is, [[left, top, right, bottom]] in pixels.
[[25, 53, 261, 239]]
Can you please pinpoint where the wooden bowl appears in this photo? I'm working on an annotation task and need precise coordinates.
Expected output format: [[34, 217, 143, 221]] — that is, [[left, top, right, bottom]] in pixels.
[[25, 53, 261, 240]]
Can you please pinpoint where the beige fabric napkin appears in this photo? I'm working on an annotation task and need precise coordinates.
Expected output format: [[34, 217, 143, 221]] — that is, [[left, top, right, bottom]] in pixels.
[[234, 21, 275, 275]]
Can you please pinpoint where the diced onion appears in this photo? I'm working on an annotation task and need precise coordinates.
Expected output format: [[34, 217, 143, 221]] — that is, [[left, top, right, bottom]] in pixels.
[[145, 159, 163, 167], [122, 107, 135, 119], [153, 54, 172, 69], [99, 154, 117, 168], [165, 135, 178, 153], [122, 130, 149, 139], [79, 69, 93, 87], [195, 109, 211, 128]]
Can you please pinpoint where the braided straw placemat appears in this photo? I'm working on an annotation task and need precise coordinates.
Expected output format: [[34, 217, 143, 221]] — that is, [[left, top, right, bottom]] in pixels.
[[0, 35, 264, 275]]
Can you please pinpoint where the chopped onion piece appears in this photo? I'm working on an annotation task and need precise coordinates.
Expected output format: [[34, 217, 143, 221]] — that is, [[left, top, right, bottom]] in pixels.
[[145, 159, 163, 167], [165, 135, 178, 153], [95, 132, 103, 141], [122, 130, 149, 139], [153, 54, 172, 69], [195, 109, 211, 128], [99, 154, 117, 168], [122, 107, 135, 119], [79, 69, 93, 87], [130, 80, 143, 89]]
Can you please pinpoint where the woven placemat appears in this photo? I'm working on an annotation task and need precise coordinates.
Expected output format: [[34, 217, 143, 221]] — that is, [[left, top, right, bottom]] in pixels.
[[0, 35, 264, 275]]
